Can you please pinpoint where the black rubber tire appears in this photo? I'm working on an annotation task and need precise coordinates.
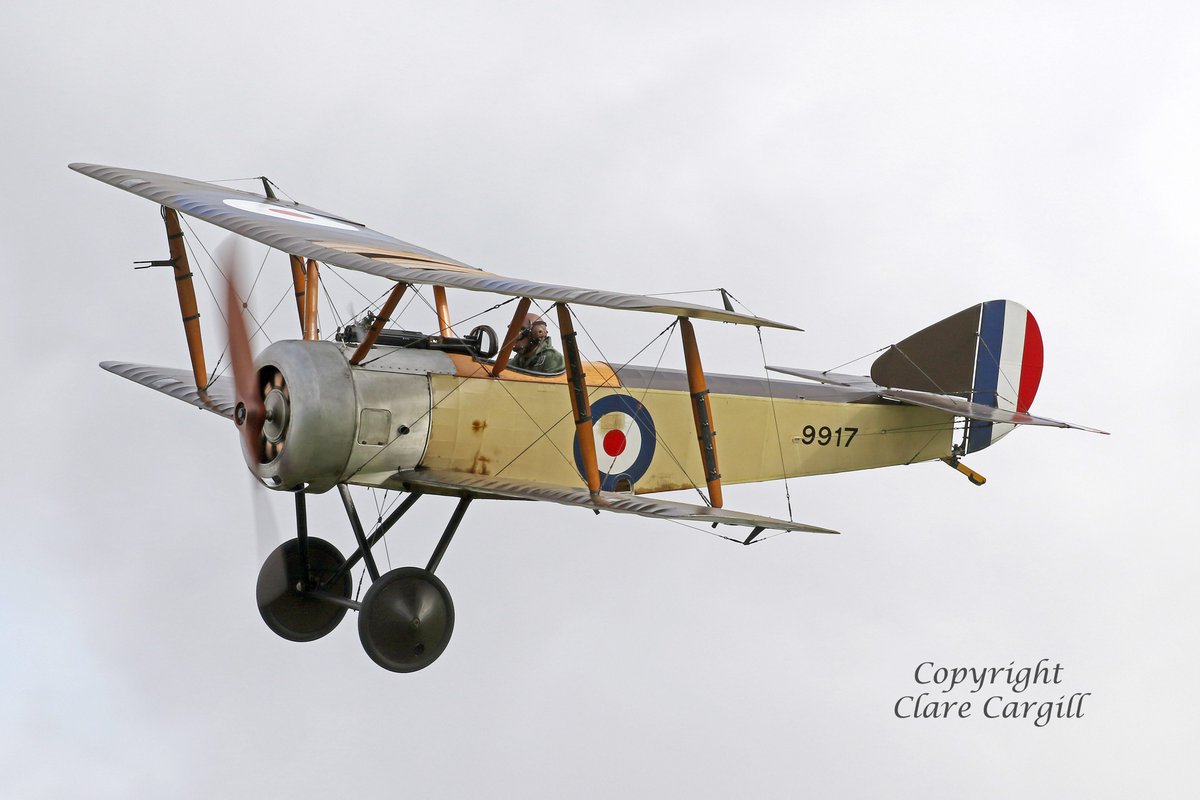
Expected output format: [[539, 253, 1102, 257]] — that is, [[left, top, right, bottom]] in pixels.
[[358, 567, 455, 672], [256, 537, 352, 642]]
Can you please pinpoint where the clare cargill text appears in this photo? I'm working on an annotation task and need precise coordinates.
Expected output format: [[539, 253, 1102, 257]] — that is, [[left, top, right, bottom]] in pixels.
[[893, 659, 1091, 727]]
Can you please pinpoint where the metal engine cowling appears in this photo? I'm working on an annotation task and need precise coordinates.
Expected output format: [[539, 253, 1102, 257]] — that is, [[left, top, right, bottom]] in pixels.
[[240, 340, 437, 492], [248, 341, 359, 492]]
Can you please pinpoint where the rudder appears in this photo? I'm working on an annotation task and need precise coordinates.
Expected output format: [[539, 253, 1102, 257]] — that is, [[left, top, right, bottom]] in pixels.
[[871, 300, 1045, 453]]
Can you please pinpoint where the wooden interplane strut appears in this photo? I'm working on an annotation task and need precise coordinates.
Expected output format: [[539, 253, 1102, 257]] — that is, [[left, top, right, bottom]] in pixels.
[[161, 207, 208, 391], [556, 304, 600, 496], [304, 258, 320, 340], [288, 254, 307, 332], [491, 297, 532, 376], [679, 318, 723, 508], [350, 282, 409, 365], [433, 285, 454, 338]]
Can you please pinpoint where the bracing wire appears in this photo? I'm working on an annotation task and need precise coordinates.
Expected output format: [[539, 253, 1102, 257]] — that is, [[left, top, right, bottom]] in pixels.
[[246, 245, 272, 300], [825, 346, 889, 375], [710, 289, 798, 520], [529, 301, 711, 505], [321, 261, 388, 310], [490, 317, 680, 483], [756, 326, 794, 521]]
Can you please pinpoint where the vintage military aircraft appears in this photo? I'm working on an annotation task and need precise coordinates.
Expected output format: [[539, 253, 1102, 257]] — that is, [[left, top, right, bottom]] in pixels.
[[73, 163, 1105, 672]]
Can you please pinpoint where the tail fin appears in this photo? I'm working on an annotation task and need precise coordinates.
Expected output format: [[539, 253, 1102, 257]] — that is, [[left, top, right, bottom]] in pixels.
[[871, 300, 1044, 453]]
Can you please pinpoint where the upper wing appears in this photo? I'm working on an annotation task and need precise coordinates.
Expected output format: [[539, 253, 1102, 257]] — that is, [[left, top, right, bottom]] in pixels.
[[71, 163, 799, 331], [393, 469, 838, 541]]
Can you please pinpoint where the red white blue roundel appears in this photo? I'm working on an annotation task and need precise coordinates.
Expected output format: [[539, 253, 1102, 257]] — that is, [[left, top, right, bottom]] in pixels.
[[574, 395, 656, 491]]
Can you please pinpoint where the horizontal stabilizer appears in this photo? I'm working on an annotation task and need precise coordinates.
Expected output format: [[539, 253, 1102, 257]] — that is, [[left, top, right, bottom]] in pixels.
[[765, 365, 875, 387], [71, 163, 799, 331], [880, 387, 1108, 434], [394, 470, 838, 537], [100, 361, 236, 420], [766, 366, 1107, 434]]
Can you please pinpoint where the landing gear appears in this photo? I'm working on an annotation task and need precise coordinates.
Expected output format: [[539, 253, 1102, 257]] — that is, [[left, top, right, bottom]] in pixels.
[[256, 537, 353, 641], [359, 567, 455, 672], [256, 487, 472, 673], [352, 495, 471, 672]]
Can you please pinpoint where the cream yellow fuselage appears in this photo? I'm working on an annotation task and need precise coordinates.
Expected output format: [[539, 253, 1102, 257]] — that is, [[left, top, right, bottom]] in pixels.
[[418, 356, 953, 494]]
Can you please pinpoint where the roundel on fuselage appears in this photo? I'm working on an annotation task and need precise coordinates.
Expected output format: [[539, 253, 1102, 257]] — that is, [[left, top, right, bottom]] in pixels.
[[573, 394, 656, 491]]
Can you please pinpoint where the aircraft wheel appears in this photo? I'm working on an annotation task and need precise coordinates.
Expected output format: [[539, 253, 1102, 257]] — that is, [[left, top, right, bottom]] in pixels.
[[358, 567, 455, 672], [256, 537, 353, 642]]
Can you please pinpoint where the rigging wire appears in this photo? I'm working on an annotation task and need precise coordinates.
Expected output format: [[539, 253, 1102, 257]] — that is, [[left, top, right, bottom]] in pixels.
[[756, 326, 794, 521], [371, 486, 394, 572], [205, 176, 263, 185], [162, 224, 808, 542], [824, 345, 889, 375], [486, 373, 589, 479], [442, 295, 519, 329], [246, 245, 272, 300], [179, 229, 227, 327], [352, 290, 517, 368], [562, 303, 706, 504], [663, 518, 750, 545], [208, 283, 295, 384], [320, 261, 387, 310], [203, 175, 301, 205], [178, 218, 274, 346], [643, 288, 723, 297], [490, 317, 680, 482], [974, 335, 1019, 407], [533, 301, 710, 506], [262, 179, 299, 205], [320, 272, 346, 338], [721, 289, 797, 520], [334, 372, 480, 479], [889, 345, 951, 395], [176, 225, 290, 383]]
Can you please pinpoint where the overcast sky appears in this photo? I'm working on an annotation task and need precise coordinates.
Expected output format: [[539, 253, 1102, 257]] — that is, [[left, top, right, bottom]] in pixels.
[[2, 2, 1196, 797]]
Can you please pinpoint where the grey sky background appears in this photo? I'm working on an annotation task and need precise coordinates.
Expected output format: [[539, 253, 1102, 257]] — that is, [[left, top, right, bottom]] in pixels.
[[2, 2, 1195, 797]]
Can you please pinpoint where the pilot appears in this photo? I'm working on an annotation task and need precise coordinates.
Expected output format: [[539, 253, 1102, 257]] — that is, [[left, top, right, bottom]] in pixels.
[[511, 318, 565, 374]]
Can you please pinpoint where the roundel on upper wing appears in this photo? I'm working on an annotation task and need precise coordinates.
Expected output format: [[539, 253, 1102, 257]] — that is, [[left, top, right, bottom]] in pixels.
[[573, 394, 656, 491], [223, 198, 358, 231]]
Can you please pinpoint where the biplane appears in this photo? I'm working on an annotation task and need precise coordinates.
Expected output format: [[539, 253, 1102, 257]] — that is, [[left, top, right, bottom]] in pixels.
[[73, 163, 1106, 672]]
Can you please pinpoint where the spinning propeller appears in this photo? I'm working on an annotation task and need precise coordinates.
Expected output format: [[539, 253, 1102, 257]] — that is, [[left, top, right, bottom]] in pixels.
[[217, 239, 284, 562], [220, 239, 293, 473], [221, 239, 266, 467]]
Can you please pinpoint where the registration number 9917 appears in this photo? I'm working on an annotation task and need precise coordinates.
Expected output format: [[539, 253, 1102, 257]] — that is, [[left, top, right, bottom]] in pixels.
[[793, 425, 858, 447]]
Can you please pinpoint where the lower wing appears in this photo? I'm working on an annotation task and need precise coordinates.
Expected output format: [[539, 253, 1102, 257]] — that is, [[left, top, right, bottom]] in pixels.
[[393, 469, 838, 542]]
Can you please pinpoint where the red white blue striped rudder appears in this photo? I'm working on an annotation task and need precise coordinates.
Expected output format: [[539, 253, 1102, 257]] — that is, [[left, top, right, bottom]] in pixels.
[[869, 300, 1045, 454]]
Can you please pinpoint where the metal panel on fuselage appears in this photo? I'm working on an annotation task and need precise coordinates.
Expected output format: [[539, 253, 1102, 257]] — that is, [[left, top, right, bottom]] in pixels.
[[422, 369, 953, 493], [342, 369, 433, 486], [339, 346, 455, 487]]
